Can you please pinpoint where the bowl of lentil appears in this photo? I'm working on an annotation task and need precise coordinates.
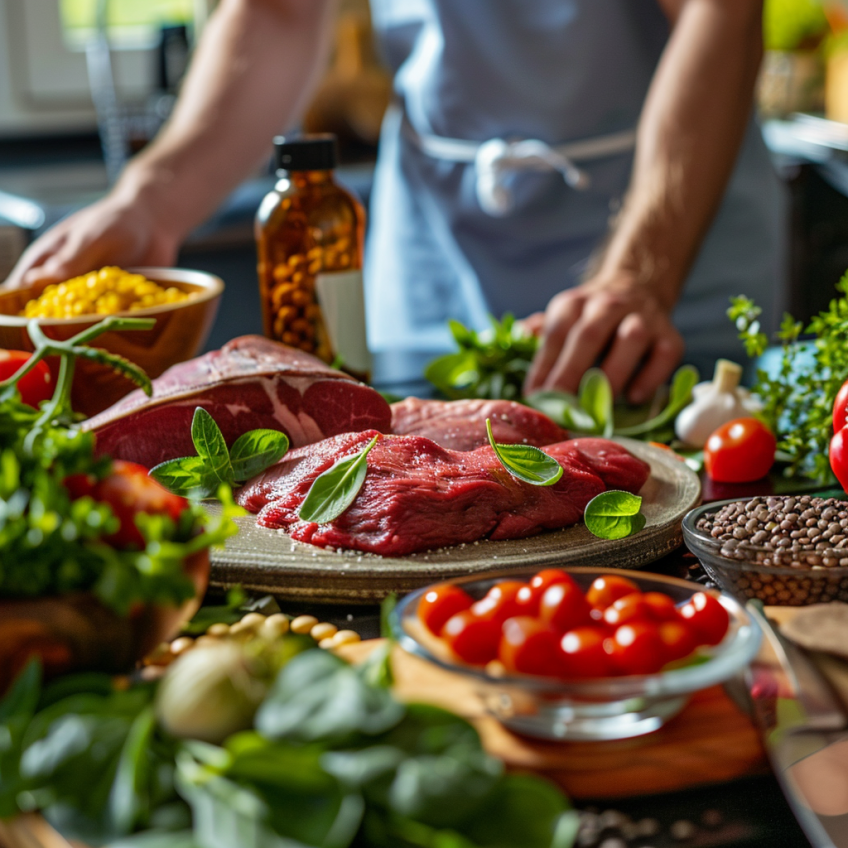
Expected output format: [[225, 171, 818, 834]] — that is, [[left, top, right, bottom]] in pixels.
[[682, 495, 848, 606], [0, 267, 223, 416]]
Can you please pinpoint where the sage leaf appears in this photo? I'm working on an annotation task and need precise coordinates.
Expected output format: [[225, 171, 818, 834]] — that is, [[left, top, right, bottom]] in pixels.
[[191, 407, 233, 485], [486, 419, 563, 486], [230, 429, 289, 482], [615, 365, 700, 437], [298, 436, 379, 524], [579, 368, 613, 437], [584, 490, 645, 540], [149, 456, 218, 498]]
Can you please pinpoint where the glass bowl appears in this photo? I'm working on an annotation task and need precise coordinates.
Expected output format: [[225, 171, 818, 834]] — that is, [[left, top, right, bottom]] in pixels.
[[389, 567, 761, 742], [683, 499, 848, 606]]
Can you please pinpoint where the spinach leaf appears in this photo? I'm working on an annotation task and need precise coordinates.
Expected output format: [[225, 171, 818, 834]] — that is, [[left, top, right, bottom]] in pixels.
[[149, 456, 218, 499], [486, 419, 563, 486], [191, 408, 234, 486], [525, 391, 597, 432], [298, 435, 379, 524], [615, 365, 699, 437], [584, 491, 645, 540], [229, 430, 289, 482], [579, 368, 614, 437]]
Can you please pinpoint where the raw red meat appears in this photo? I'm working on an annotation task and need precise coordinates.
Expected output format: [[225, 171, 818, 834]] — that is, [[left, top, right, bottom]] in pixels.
[[390, 397, 568, 451], [237, 431, 650, 556], [85, 336, 391, 468]]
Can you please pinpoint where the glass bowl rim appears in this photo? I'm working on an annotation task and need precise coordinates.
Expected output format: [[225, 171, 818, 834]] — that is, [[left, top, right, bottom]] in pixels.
[[682, 498, 848, 578], [389, 566, 762, 700]]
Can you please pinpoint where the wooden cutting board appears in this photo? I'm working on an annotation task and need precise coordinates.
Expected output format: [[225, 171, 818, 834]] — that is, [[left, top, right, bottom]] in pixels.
[[340, 640, 767, 800], [210, 438, 701, 604]]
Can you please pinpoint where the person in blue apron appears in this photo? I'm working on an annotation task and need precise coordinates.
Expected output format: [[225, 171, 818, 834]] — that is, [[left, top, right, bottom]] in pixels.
[[4, 0, 782, 404]]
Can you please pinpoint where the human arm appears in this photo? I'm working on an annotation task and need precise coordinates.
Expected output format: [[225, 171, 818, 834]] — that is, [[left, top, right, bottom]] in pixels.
[[4, 0, 335, 289], [524, 0, 764, 403]]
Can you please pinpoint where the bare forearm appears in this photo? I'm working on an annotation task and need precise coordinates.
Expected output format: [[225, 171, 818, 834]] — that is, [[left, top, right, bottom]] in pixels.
[[116, 0, 334, 242], [597, 0, 764, 305]]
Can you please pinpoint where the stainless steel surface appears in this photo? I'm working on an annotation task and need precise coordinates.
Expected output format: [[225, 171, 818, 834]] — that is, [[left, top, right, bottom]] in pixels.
[[747, 602, 848, 847]]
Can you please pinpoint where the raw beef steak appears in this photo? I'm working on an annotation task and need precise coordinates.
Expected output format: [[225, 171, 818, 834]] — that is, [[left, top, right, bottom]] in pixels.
[[85, 336, 391, 468], [390, 397, 568, 451], [237, 431, 650, 556]]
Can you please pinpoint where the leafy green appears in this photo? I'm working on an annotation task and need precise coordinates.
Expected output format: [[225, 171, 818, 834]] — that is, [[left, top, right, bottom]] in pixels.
[[485, 419, 563, 486], [729, 278, 848, 483], [578, 369, 613, 437], [583, 491, 645, 540], [298, 435, 379, 523], [150, 411, 289, 498], [615, 365, 699, 437]]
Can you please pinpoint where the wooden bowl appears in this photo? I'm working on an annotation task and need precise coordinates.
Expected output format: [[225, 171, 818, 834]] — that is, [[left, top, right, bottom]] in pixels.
[[0, 268, 224, 416], [0, 550, 209, 693]]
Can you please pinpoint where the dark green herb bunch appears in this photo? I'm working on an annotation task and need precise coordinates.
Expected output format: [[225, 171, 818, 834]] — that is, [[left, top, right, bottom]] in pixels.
[[729, 271, 848, 483], [0, 317, 239, 614]]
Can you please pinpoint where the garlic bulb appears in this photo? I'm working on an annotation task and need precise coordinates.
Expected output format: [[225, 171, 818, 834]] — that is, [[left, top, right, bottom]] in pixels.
[[156, 642, 267, 744], [674, 359, 761, 448]]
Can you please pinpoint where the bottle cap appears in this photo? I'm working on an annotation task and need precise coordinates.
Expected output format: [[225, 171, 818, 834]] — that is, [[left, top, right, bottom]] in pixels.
[[273, 134, 338, 172]]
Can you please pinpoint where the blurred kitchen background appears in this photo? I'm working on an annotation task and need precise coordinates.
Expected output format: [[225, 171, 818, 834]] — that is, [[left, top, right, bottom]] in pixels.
[[2, 0, 848, 349]]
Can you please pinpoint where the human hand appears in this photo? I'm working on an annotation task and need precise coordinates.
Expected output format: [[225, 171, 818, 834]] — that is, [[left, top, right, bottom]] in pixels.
[[2, 193, 179, 290], [523, 278, 684, 404]]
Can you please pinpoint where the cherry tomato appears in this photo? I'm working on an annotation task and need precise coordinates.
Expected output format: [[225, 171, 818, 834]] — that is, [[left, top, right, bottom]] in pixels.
[[586, 575, 640, 610], [538, 581, 592, 633], [525, 568, 576, 610], [559, 627, 613, 678], [471, 580, 526, 625], [641, 592, 680, 622], [678, 592, 729, 646], [499, 617, 561, 676], [442, 609, 501, 665], [834, 379, 848, 433], [602, 593, 652, 628], [0, 350, 54, 408], [658, 620, 698, 663], [704, 418, 776, 483], [64, 460, 188, 549], [830, 427, 848, 493], [418, 584, 473, 636], [604, 622, 666, 675]]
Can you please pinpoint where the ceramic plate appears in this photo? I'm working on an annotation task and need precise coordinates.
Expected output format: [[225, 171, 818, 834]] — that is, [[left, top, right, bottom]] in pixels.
[[209, 438, 701, 603]]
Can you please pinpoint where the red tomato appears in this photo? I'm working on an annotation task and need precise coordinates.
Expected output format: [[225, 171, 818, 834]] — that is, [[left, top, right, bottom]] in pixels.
[[658, 620, 698, 663], [498, 617, 561, 676], [471, 580, 527, 625], [559, 627, 613, 678], [604, 622, 666, 675], [703, 418, 776, 483], [442, 609, 501, 665], [602, 593, 652, 628], [65, 460, 188, 549], [834, 379, 848, 433], [641, 592, 680, 622], [418, 584, 473, 636], [526, 568, 575, 606], [679, 592, 729, 646], [586, 575, 640, 610], [0, 350, 54, 408], [538, 581, 592, 633], [830, 427, 848, 493]]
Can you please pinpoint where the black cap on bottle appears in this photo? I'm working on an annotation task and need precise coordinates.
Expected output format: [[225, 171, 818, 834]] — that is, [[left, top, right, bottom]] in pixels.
[[273, 134, 338, 172]]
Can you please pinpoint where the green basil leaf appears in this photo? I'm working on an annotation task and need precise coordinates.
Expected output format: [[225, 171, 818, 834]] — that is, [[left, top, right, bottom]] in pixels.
[[423, 351, 479, 398], [584, 490, 645, 540], [615, 365, 700, 437], [525, 390, 597, 432], [229, 429, 289, 482], [486, 419, 563, 486], [298, 435, 379, 524], [190, 407, 233, 485], [579, 368, 613, 437], [149, 456, 218, 498]]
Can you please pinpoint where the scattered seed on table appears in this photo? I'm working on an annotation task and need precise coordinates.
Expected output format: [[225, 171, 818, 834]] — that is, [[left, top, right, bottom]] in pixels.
[[311, 622, 338, 642], [291, 615, 319, 634]]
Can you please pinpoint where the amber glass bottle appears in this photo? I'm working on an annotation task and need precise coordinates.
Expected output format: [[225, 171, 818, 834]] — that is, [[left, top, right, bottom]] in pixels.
[[255, 134, 368, 374]]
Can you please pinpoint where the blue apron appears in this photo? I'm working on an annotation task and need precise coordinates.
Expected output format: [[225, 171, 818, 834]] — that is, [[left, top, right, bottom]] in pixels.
[[365, 0, 786, 378]]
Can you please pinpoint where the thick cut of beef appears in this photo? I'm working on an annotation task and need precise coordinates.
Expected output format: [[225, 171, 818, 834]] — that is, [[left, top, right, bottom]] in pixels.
[[390, 397, 568, 451], [85, 336, 391, 468], [237, 431, 650, 556]]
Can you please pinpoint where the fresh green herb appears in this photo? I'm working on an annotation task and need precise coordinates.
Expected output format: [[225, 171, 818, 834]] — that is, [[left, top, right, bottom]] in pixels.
[[729, 276, 848, 483], [425, 315, 539, 401], [583, 491, 645, 540], [578, 368, 613, 437], [298, 435, 379, 523], [150, 410, 289, 498], [525, 390, 597, 432], [615, 365, 699, 437], [485, 419, 563, 486]]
